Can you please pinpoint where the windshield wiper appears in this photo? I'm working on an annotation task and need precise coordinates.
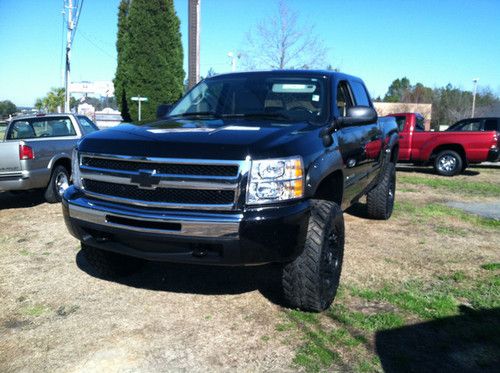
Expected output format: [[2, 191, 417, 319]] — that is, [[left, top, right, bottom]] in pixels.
[[220, 113, 290, 120], [169, 111, 220, 118]]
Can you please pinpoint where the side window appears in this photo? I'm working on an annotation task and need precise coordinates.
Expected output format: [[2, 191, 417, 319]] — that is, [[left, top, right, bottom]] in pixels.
[[349, 81, 371, 106], [77, 116, 99, 135], [336, 81, 354, 117], [484, 119, 499, 131], [394, 116, 406, 132], [415, 116, 425, 131], [453, 119, 482, 131]]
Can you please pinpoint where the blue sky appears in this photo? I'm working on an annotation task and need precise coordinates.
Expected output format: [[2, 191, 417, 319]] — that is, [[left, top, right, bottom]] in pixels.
[[1, 0, 499, 106]]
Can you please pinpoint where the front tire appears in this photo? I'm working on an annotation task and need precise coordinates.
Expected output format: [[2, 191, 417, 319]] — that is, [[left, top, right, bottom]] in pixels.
[[44, 165, 70, 203], [434, 150, 463, 176], [366, 162, 396, 220], [282, 200, 345, 312], [82, 243, 144, 278]]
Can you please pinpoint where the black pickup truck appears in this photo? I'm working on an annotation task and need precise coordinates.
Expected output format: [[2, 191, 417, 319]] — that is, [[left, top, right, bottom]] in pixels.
[[63, 70, 398, 311]]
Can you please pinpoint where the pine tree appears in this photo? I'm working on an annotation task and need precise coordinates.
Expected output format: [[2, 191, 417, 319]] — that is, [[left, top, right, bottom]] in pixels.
[[114, 0, 184, 122]]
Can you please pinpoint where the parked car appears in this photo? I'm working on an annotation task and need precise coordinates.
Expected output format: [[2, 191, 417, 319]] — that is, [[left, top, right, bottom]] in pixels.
[[445, 117, 500, 132], [389, 112, 499, 176], [0, 113, 99, 202], [63, 70, 399, 311]]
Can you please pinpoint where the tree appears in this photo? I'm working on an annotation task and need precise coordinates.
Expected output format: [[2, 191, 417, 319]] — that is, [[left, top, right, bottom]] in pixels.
[[383, 77, 412, 102], [0, 100, 17, 118], [34, 87, 76, 113], [114, 0, 184, 122], [243, 0, 327, 70], [114, 0, 131, 121]]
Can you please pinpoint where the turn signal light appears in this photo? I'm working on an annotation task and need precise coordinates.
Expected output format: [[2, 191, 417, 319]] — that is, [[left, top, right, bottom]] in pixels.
[[19, 144, 34, 160]]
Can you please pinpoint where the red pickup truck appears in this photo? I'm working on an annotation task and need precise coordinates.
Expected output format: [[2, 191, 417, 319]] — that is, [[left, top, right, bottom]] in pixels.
[[389, 113, 499, 176]]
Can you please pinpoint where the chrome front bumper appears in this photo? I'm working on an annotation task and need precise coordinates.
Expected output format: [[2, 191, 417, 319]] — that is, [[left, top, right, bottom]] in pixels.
[[66, 195, 242, 239]]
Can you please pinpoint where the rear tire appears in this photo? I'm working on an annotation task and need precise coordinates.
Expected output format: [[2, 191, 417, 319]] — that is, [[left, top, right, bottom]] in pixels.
[[82, 243, 144, 278], [366, 162, 396, 220], [282, 200, 345, 312], [434, 150, 463, 176], [44, 165, 70, 203]]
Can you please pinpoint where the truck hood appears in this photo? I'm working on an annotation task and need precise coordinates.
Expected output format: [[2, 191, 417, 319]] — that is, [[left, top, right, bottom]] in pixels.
[[79, 118, 323, 160]]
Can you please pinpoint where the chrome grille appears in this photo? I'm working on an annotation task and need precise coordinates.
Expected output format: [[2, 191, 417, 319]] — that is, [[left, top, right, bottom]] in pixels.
[[79, 153, 249, 210], [81, 157, 239, 177]]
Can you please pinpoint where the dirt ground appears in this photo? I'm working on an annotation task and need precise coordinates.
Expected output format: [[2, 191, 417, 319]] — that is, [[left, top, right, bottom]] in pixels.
[[1, 165, 499, 372]]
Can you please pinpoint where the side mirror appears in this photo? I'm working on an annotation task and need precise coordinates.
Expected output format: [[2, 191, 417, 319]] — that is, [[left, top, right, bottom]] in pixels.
[[156, 104, 172, 119], [339, 106, 378, 127], [320, 106, 378, 147]]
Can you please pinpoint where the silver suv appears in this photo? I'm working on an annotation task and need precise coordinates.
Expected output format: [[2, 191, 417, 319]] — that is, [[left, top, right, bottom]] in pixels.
[[0, 113, 99, 202]]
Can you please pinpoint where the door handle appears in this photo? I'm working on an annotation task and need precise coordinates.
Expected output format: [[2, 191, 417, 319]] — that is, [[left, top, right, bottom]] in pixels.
[[399, 135, 404, 139]]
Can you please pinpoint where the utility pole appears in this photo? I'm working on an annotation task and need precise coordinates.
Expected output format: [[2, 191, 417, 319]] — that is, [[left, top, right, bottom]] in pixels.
[[471, 78, 479, 118], [188, 0, 200, 89], [64, 0, 73, 113], [64, 0, 83, 113]]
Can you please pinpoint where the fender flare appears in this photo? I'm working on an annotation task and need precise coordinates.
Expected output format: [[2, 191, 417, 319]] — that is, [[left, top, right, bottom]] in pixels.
[[47, 153, 72, 171], [304, 148, 344, 199]]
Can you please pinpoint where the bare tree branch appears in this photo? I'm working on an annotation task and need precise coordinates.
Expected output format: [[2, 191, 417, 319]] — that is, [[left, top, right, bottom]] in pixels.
[[242, 0, 327, 70]]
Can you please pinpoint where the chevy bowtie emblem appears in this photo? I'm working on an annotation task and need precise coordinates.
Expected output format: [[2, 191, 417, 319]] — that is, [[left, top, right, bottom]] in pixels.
[[130, 169, 161, 189]]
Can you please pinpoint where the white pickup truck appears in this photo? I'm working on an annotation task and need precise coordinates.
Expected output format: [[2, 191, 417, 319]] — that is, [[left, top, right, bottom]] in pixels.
[[0, 113, 99, 202]]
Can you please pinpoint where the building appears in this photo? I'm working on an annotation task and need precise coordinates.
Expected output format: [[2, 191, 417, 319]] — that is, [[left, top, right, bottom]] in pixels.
[[374, 102, 433, 130]]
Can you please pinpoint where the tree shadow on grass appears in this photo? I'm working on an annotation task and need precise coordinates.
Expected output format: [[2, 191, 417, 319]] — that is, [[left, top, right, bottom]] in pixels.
[[376, 306, 500, 372], [0, 190, 46, 210], [75, 250, 286, 307]]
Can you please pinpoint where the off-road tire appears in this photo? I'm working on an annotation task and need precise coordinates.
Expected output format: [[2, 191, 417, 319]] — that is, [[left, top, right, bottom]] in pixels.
[[82, 243, 144, 278], [366, 162, 396, 220], [44, 165, 70, 203], [282, 200, 345, 312], [434, 150, 463, 176]]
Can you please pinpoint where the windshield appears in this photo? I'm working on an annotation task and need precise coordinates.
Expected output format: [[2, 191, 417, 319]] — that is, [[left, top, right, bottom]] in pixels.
[[169, 75, 328, 124]]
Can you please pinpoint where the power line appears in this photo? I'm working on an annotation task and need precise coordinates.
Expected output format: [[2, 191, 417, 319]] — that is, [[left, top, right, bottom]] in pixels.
[[78, 30, 116, 60]]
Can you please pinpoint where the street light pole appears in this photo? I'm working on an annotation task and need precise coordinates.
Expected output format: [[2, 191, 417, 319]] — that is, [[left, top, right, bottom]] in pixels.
[[131, 96, 148, 121], [471, 78, 479, 118]]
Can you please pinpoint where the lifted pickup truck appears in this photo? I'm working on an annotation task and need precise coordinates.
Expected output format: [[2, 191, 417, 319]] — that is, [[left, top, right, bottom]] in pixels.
[[390, 113, 499, 176], [63, 70, 399, 311], [0, 113, 99, 202]]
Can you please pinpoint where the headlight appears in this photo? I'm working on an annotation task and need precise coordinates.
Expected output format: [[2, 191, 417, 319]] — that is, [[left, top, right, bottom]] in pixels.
[[71, 148, 82, 189], [246, 156, 304, 204]]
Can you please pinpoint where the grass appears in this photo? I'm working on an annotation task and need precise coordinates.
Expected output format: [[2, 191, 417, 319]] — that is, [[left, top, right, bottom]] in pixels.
[[398, 174, 500, 197], [288, 270, 499, 372], [328, 304, 405, 331], [481, 263, 500, 271], [394, 201, 500, 230], [22, 304, 48, 317]]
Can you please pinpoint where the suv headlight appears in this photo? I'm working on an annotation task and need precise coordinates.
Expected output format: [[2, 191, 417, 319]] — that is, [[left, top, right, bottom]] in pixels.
[[71, 148, 82, 189], [246, 156, 304, 204]]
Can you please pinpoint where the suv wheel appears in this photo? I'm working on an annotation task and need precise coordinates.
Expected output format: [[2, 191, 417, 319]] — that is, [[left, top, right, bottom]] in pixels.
[[434, 150, 463, 176], [282, 200, 345, 312], [366, 162, 396, 220], [44, 165, 70, 203], [82, 243, 144, 278]]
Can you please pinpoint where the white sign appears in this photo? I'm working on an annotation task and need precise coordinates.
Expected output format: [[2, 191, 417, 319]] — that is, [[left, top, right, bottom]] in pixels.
[[131, 97, 148, 102]]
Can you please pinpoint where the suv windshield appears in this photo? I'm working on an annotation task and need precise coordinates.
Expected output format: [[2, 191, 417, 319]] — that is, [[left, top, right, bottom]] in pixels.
[[169, 75, 328, 124]]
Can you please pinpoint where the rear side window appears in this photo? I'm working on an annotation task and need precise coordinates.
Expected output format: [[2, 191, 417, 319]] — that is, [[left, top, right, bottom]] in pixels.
[[7, 117, 76, 140], [77, 116, 99, 135], [484, 119, 499, 131], [349, 81, 371, 106], [449, 119, 482, 131]]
